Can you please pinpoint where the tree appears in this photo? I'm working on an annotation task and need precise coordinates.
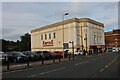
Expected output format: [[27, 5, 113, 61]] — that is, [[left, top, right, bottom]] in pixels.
[[20, 33, 31, 51], [1, 39, 20, 52]]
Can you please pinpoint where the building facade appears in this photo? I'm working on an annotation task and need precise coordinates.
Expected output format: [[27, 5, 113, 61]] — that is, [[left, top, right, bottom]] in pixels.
[[31, 18, 105, 53], [105, 29, 120, 52]]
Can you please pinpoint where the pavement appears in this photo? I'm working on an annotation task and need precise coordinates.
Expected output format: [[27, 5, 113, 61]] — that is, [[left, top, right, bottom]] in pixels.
[[1, 52, 119, 79]]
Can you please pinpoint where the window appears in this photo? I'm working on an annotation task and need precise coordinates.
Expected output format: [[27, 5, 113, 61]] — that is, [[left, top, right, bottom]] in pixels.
[[49, 33, 51, 39], [53, 32, 55, 38], [45, 34, 47, 39], [41, 35, 43, 40], [94, 35, 96, 44]]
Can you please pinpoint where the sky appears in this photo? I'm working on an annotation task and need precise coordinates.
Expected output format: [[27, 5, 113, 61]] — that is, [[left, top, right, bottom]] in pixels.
[[1, 0, 119, 41]]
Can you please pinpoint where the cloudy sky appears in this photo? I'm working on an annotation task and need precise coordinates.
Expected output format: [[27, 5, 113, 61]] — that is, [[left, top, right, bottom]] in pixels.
[[1, 1, 118, 41]]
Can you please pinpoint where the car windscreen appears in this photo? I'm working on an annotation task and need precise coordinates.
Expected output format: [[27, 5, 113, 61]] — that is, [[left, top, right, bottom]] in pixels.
[[12, 52, 24, 57]]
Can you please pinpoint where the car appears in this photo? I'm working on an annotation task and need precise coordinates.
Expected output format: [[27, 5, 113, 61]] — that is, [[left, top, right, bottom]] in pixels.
[[51, 51, 64, 58], [74, 50, 83, 56], [36, 51, 52, 60], [64, 50, 69, 57], [5, 51, 28, 63], [112, 49, 118, 52], [23, 51, 38, 61], [0, 51, 7, 63]]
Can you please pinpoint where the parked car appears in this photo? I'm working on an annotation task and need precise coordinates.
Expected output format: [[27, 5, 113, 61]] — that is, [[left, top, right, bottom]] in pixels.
[[36, 51, 52, 60], [64, 50, 69, 57], [5, 51, 28, 63], [74, 50, 83, 56], [0, 51, 8, 64], [23, 51, 38, 61], [51, 51, 64, 58]]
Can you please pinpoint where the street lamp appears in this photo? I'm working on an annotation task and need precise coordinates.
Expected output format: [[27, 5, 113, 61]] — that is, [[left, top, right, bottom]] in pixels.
[[62, 13, 69, 58], [84, 29, 87, 51], [69, 41, 74, 60]]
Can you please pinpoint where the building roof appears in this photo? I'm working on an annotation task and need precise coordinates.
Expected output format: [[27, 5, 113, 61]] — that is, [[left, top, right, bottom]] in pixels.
[[31, 18, 104, 33], [105, 29, 120, 36]]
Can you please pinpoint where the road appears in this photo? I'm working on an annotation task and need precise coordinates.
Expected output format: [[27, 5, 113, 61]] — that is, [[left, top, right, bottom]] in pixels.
[[2, 52, 120, 78]]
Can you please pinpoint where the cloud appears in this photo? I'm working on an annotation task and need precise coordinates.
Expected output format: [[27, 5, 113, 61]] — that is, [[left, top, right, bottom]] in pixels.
[[2, 2, 118, 41], [1, 0, 120, 2]]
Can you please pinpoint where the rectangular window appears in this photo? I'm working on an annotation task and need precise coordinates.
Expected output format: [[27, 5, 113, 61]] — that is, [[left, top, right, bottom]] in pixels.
[[53, 32, 55, 38], [41, 35, 43, 40], [94, 35, 96, 44], [45, 34, 47, 39], [49, 33, 51, 39]]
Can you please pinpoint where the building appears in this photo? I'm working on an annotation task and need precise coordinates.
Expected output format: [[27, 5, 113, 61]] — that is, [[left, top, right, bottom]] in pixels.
[[31, 18, 105, 53], [105, 29, 120, 52]]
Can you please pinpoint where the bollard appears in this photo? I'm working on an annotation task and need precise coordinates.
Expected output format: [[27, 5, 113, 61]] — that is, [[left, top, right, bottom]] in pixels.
[[69, 54, 71, 61], [53, 57, 55, 63], [7, 56, 10, 70], [41, 56, 44, 64], [27, 57, 30, 67], [58, 56, 61, 62]]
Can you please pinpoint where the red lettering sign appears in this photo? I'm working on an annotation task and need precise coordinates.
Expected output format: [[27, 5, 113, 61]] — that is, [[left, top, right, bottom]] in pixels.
[[43, 40, 54, 47]]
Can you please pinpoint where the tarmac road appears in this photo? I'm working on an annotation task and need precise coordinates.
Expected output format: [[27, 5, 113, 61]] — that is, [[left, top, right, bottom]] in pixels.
[[2, 52, 119, 78]]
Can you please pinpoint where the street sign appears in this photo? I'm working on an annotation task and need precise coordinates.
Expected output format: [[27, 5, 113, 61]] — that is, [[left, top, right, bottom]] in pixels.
[[63, 43, 69, 49]]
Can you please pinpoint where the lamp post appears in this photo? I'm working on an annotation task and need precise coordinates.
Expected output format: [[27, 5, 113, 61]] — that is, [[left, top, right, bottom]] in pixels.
[[62, 13, 69, 58], [84, 29, 87, 51], [69, 41, 74, 60]]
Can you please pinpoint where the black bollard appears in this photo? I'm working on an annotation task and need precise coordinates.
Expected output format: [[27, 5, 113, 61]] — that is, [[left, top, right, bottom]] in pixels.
[[69, 54, 71, 61], [7, 56, 10, 70], [53, 57, 55, 63], [58, 55, 61, 62], [27, 57, 30, 67], [42, 56, 44, 64]]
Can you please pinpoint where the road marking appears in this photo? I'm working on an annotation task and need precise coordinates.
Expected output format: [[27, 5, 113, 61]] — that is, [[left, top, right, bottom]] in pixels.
[[75, 61, 88, 65], [100, 69, 104, 72], [27, 67, 66, 78], [105, 65, 108, 68], [99, 58, 117, 73], [108, 62, 112, 65], [46, 67, 65, 73], [40, 72, 46, 74]]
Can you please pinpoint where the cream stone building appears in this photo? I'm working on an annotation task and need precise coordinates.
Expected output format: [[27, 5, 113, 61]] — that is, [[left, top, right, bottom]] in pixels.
[[31, 18, 105, 53]]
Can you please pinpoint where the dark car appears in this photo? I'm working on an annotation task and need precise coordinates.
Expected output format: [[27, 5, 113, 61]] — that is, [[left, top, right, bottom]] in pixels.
[[23, 51, 38, 61], [64, 50, 69, 57], [5, 51, 28, 63], [36, 51, 52, 60]]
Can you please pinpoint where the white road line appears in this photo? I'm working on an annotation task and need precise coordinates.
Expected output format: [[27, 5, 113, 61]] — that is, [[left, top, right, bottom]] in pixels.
[[46, 67, 65, 73], [27, 67, 65, 78], [108, 62, 111, 65], [105, 65, 108, 68], [100, 69, 104, 72], [75, 61, 88, 66], [40, 72, 46, 74]]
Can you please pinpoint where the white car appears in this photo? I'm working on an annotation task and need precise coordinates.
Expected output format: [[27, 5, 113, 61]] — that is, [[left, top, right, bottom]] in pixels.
[[74, 51, 83, 55]]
